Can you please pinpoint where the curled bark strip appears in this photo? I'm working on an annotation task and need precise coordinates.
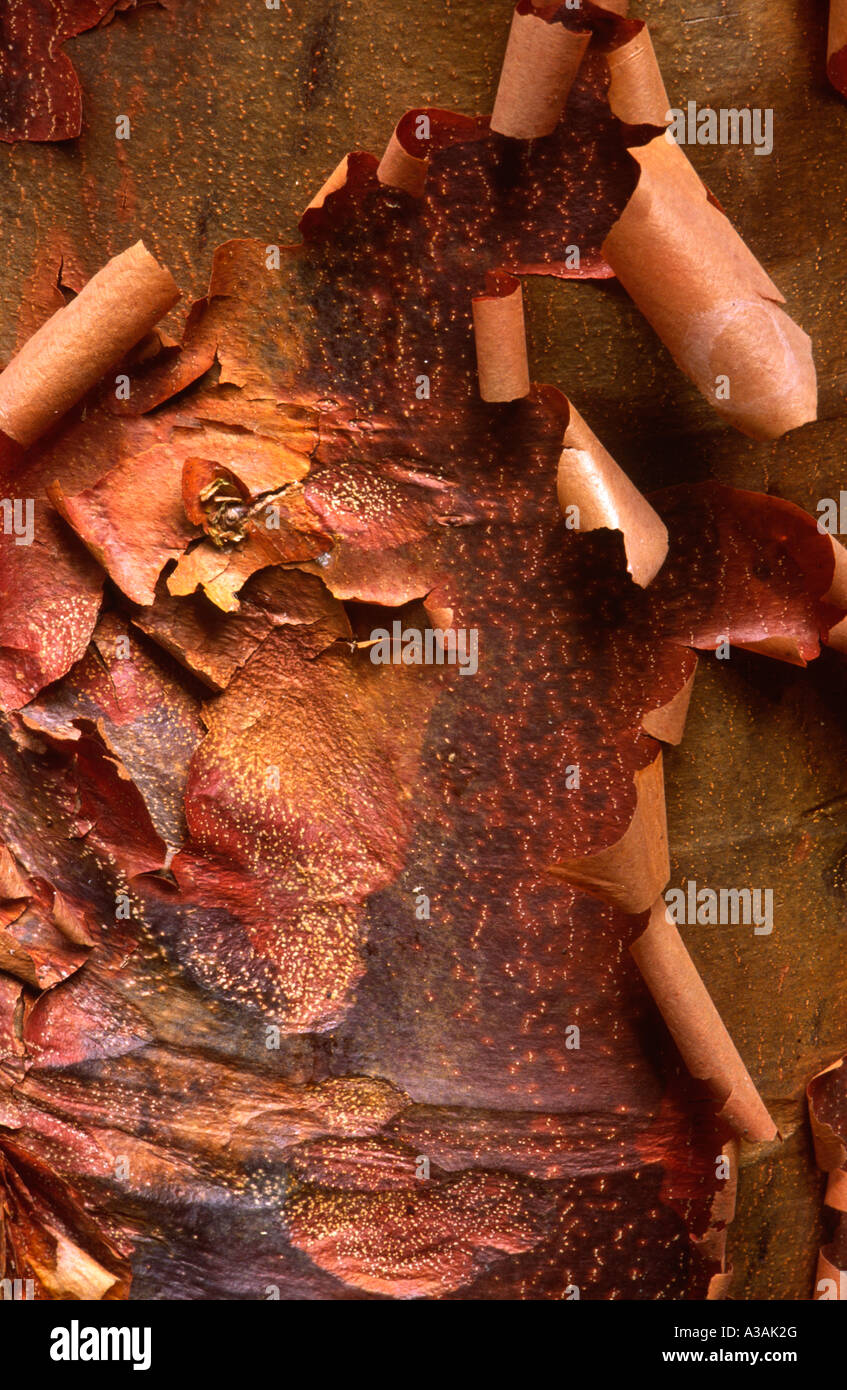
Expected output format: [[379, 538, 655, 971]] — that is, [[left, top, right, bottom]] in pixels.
[[0, 0, 842, 1303], [641, 656, 697, 745], [550, 752, 670, 915], [632, 902, 778, 1143], [603, 137, 817, 441], [304, 156, 351, 213], [558, 402, 668, 587], [372, 108, 493, 200], [650, 484, 844, 664], [490, 4, 591, 140], [472, 271, 531, 403], [701, 1140, 739, 1300], [808, 1057, 847, 1299], [376, 111, 429, 197], [816, 1249, 847, 1301], [605, 23, 669, 126], [597, 13, 816, 439], [0, 242, 179, 447]]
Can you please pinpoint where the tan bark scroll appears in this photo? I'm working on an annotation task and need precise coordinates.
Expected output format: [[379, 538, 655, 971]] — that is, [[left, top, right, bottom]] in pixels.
[[373, 109, 484, 198], [829, 0, 847, 97], [699, 1138, 739, 1299], [642, 660, 697, 745], [558, 403, 669, 587], [470, 252, 668, 583], [376, 111, 429, 197], [304, 156, 351, 213], [808, 1057, 847, 1299], [632, 901, 778, 1143], [490, 5, 590, 140], [816, 1249, 847, 1300], [0, 241, 179, 448], [600, 14, 813, 439], [550, 752, 669, 915], [472, 272, 531, 402], [602, 135, 817, 441], [606, 25, 669, 127], [707, 1271, 735, 1301]]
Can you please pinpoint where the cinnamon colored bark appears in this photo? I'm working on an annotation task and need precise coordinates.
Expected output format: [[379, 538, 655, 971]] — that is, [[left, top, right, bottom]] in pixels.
[[0, 0, 845, 1305]]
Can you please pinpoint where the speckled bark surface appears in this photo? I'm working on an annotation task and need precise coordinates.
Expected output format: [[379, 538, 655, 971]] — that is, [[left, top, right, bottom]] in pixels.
[[0, 0, 845, 1300]]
